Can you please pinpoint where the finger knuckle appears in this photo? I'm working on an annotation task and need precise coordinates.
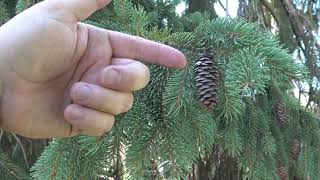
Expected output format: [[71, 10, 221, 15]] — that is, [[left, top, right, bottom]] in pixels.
[[72, 83, 91, 104], [84, 129, 102, 137], [108, 116, 115, 127], [96, 128, 110, 136], [65, 105, 86, 125], [144, 66, 151, 83], [121, 93, 134, 113], [103, 116, 115, 134], [134, 65, 150, 90], [102, 67, 122, 87], [96, 130, 107, 137]]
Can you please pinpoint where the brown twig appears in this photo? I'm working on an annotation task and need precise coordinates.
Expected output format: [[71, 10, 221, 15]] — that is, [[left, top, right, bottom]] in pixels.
[[12, 142, 19, 157], [0, 130, 3, 143], [11, 133, 29, 169], [0, 159, 19, 179], [259, 0, 280, 27]]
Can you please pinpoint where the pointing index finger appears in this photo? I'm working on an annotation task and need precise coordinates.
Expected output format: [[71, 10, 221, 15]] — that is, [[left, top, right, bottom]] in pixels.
[[107, 30, 187, 69]]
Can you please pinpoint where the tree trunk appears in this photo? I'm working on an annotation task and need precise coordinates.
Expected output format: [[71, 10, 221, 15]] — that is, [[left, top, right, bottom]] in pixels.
[[273, 0, 296, 52], [198, 159, 211, 180], [187, 0, 217, 17], [237, 0, 247, 17]]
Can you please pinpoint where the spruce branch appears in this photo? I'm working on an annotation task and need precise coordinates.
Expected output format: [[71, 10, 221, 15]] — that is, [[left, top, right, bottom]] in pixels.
[[0, 1, 9, 25], [28, 1, 318, 178], [163, 66, 195, 117], [124, 101, 161, 179], [187, 107, 218, 151], [31, 139, 70, 180], [0, 149, 29, 179], [11, 133, 29, 169]]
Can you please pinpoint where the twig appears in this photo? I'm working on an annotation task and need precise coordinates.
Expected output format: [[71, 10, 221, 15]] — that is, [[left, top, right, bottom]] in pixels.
[[11, 133, 29, 169], [0, 159, 19, 179], [260, 0, 280, 27], [257, 3, 269, 30], [217, 0, 231, 17], [294, 81, 303, 104], [12, 142, 19, 157], [0, 130, 3, 143], [151, 159, 161, 179]]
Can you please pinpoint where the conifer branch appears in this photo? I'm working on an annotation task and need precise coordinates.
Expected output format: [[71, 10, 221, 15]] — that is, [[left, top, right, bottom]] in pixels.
[[11, 133, 29, 169], [166, 135, 182, 178], [27, 1, 318, 179], [49, 141, 65, 180], [0, 149, 29, 179]]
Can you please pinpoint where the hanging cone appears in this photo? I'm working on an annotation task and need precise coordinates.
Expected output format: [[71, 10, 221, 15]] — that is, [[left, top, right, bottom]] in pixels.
[[277, 166, 288, 180], [275, 102, 287, 125], [291, 139, 301, 161], [194, 54, 219, 110]]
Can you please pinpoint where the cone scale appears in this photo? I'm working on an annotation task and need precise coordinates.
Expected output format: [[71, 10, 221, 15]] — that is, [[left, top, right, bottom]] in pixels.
[[275, 102, 287, 125], [277, 166, 288, 180], [291, 139, 301, 161], [194, 55, 219, 110]]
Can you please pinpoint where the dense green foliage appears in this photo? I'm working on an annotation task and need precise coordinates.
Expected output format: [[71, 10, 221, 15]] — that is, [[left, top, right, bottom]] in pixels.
[[1, 0, 320, 179]]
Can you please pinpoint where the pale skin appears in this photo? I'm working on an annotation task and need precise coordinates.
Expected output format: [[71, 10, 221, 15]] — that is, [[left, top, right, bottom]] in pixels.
[[0, 0, 186, 138]]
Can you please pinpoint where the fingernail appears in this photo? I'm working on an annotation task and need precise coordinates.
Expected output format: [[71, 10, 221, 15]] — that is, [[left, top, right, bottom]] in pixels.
[[102, 68, 121, 86], [178, 60, 188, 69], [177, 53, 188, 69], [74, 84, 90, 101]]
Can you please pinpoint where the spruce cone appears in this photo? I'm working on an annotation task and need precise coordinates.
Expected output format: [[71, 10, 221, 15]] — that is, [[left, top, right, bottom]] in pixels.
[[194, 55, 219, 109], [275, 102, 287, 125], [277, 166, 288, 180], [291, 139, 301, 161]]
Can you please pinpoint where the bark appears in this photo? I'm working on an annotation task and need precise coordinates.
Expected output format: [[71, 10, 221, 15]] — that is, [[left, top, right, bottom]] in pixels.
[[198, 159, 211, 180], [237, 0, 247, 17], [260, 0, 280, 27], [279, 0, 319, 107], [190, 148, 220, 180], [187, 0, 217, 18], [273, 0, 297, 52], [151, 159, 161, 179], [213, 156, 240, 180]]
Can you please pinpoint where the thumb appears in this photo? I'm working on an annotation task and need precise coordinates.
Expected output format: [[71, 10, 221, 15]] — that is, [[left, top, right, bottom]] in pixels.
[[42, 0, 112, 21]]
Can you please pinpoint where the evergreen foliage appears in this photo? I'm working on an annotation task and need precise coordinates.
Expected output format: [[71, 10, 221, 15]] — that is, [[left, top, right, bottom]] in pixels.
[[15, 0, 42, 14], [181, 11, 211, 32], [0, 0, 319, 179], [0, 149, 29, 180], [2, 0, 17, 18], [0, 1, 8, 25]]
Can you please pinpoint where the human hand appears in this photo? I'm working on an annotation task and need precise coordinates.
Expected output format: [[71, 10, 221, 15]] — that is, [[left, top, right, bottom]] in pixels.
[[0, 0, 186, 138]]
